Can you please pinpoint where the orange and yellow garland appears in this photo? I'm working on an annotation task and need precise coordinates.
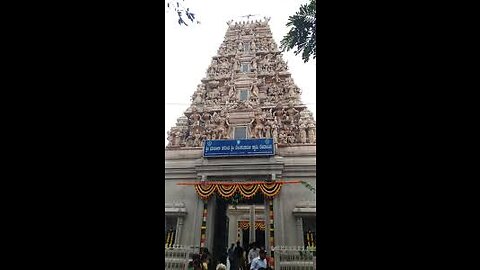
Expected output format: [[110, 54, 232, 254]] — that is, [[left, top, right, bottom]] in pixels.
[[238, 220, 266, 231], [194, 182, 282, 200]]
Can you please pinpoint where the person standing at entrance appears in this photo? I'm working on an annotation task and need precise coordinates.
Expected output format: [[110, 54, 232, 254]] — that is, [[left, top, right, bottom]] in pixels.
[[233, 241, 244, 270], [201, 253, 210, 270], [227, 243, 235, 270], [249, 249, 268, 270], [247, 242, 259, 269]]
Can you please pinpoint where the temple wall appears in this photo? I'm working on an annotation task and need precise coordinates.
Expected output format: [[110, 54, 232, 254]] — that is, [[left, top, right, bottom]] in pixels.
[[165, 145, 316, 248]]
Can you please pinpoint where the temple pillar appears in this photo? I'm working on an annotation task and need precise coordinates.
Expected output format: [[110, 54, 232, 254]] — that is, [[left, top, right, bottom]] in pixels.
[[264, 200, 270, 252], [176, 216, 184, 246], [249, 205, 255, 243], [228, 212, 238, 246], [296, 216, 304, 247], [205, 197, 216, 250]]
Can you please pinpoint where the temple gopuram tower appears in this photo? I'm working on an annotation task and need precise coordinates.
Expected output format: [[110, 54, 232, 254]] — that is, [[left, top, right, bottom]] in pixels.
[[165, 17, 316, 265]]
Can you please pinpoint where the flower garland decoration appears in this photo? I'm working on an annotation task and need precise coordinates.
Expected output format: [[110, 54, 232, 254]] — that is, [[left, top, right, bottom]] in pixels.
[[237, 220, 266, 231], [194, 182, 283, 201]]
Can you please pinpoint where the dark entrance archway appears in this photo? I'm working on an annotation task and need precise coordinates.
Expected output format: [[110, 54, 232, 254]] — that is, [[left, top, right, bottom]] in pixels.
[[211, 192, 266, 267], [211, 195, 229, 266]]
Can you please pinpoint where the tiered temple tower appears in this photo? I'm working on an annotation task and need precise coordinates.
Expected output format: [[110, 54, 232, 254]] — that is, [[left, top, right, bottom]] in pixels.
[[165, 18, 316, 264], [166, 18, 316, 148]]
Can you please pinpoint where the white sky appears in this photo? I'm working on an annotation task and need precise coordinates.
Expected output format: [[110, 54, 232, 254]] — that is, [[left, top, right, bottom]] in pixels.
[[165, 0, 316, 148]]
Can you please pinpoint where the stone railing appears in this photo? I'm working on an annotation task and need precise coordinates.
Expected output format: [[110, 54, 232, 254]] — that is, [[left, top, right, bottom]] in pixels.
[[164, 245, 199, 270], [273, 246, 316, 270]]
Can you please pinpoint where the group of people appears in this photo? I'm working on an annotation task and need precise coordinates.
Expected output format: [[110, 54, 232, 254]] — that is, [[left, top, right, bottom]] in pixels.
[[227, 241, 272, 270], [187, 242, 272, 270], [188, 247, 216, 270]]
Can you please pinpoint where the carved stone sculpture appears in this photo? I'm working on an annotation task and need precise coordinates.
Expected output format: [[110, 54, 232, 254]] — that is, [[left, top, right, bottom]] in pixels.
[[237, 41, 243, 53], [299, 122, 307, 144], [285, 101, 299, 124], [271, 120, 279, 144], [264, 119, 274, 139], [232, 57, 240, 72], [227, 80, 236, 102], [166, 18, 315, 149], [251, 56, 258, 71], [189, 106, 202, 127], [213, 109, 230, 139], [251, 80, 259, 98], [202, 109, 213, 126], [307, 120, 316, 144], [279, 130, 287, 144], [193, 129, 203, 147], [192, 91, 204, 105], [249, 111, 265, 138], [251, 40, 256, 51], [273, 104, 285, 123], [167, 130, 173, 147]]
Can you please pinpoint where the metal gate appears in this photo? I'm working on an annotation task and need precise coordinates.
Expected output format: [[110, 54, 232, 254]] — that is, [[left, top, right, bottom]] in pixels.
[[164, 245, 198, 270], [274, 246, 316, 270]]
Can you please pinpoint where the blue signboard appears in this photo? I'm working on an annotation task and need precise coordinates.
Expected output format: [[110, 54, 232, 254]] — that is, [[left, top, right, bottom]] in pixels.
[[203, 139, 274, 157]]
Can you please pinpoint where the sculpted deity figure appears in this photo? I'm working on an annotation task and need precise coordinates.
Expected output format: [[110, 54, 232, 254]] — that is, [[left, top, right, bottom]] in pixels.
[[204, 126, 213, 140], [218, 45, 226, 55], [211, 59, 218, 68], [221, 57, 230, 69], [279, 129, 288, 144], [249, 111, 265, 138], [174, 129, 184, 146], [167, 130, 174, 147], [307, 120, 316, 143], [276, 60, 288, 72], [237, 41, 244, 53], [273, 104, 285, 123], [274, 72, 283, 84], [214, 109, 230, 139], [245, 99, 255, 109], [192, 87, 204, 104], [275, 53, 283, 63], [285, 101, 299, 123], [250, 80, 260, 98], [267, 83, 276, 96], [271, 120, 279, 144], [264, 119, 274, 139], [287, 134, 296, 144], [189, 106, 202, 127], [202, 109, 213, 126], [227, 80, 236, 101], [185, 135, 193, 147], [192, 129, 203, 147], [251, 40, 256, 51], [232, 57, 240, 72], [285, 77, 294, 87], [218, 84, 228, 103], [299, 122, 307, 144], [264, 108, 273, 119], [288, 85, 299, 100], [263, 53, 272, 65], [250, 55, 258, 71], [270, 41, 277, 51]]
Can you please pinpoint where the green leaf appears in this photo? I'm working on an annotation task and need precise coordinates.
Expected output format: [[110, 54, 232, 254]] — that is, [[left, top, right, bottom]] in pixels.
[[280, 0, 316, 62]]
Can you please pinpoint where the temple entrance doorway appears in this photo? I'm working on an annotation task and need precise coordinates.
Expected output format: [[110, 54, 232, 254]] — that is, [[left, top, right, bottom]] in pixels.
[[211, 191, 267, 266]]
